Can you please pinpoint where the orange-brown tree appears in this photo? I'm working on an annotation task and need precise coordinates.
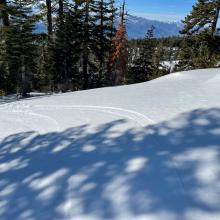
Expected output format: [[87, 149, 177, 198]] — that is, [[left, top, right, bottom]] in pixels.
[[110, 0, 128, 85]]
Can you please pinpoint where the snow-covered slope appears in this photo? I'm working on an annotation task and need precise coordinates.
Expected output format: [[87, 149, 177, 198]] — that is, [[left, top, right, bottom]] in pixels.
[[0, 69, 220, 220]]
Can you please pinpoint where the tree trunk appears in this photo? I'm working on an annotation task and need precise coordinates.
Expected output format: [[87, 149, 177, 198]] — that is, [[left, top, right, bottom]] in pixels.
[[107, 0, 116, 86], [21, 55, 28, 97], [98, 0, 104, 86], [82, 0, 90, 89], [46, 0, 52, 36], [58, 0, 64, 19]]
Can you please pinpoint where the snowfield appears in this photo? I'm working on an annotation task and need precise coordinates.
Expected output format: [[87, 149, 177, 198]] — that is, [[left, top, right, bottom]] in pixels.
[[0, 68, 220, 220]]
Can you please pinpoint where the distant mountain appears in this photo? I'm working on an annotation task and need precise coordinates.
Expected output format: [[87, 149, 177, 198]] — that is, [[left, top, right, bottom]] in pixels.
[[125, 15, 182, 38], [35, 15, 183, 38]]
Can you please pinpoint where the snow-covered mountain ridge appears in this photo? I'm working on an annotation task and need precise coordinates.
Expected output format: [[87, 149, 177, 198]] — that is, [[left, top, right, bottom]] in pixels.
[[125, 15, 182, 38], [36, 15, 182, 38], [0, 68, 220, 220]]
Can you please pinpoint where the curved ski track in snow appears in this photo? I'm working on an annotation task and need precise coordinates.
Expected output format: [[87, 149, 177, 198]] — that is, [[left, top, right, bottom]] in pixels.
[[0, 103, 155, 131], [34, 104, 155, 127], [0, 103, 60, 133]]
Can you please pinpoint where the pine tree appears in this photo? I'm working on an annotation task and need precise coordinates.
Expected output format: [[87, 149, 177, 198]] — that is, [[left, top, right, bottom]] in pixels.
[[0, 0, 9, 93], [53, 0, 84, 91], [91, 0, 116, 87], [53, 0, 68, 91], [33, 0, 57, 92], [178, 34, 219, 70], [110, 1, 128, 85], [179, 0, 220, 70], [5, 0, 38, 96], [106, 0, 117, 85], [34, 33, 54, 92], [128, 25, 156, 83], [64, 0, 84, 90], [181, 0, 220, 36], [81, 0, 92, 89]]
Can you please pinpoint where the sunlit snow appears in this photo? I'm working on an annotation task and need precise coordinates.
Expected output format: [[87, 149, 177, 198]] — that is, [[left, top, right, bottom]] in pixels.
[[0, 68, 220, 220]]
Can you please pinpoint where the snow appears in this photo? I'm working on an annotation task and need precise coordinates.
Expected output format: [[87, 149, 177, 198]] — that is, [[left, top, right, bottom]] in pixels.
[[0, 68, 220, 220], [161, 60, 179, 72]]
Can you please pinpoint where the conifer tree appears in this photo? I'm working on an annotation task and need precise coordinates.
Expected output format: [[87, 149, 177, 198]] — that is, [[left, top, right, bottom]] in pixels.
[[24, 0, 54, 93], [110, 1, 128, 85], [54, 0, 84, 91], [179, 0, 220, 70], [128, 25, 156, 83], [81, 0, 92, 89], [5, 0, 37, 96], [178, 34, 219, 70], [64, 0, 84, 90], [53, 0, 68, 91], [106, 0, 117, 85], [108, 0, 116, 42], [34, 33, 54, 92], [181, 0, 220, 36], [0, 0, 9, 93], [92, 0, 116, 87]]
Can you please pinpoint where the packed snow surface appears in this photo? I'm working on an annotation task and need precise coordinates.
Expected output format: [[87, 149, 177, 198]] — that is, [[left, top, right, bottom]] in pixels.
[[0, 69, 220, 220]]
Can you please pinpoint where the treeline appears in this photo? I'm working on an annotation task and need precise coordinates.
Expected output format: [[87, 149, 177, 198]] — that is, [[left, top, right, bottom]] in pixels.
[[0, 0, 128, 96], [0, 0, 220, 97]]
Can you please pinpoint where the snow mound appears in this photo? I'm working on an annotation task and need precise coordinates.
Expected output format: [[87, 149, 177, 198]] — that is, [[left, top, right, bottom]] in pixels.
[[0, 68, 220, 220]]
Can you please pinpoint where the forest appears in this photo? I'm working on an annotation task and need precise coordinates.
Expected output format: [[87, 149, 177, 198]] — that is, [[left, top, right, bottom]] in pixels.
[[0, 0, 220, 97]]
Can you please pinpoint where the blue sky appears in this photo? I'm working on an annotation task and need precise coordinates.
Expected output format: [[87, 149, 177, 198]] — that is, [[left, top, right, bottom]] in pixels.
[[120, 0, 196, 22]]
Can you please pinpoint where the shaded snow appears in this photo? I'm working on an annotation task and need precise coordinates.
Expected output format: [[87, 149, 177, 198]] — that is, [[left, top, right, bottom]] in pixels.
[[0, 68, 220, 220]]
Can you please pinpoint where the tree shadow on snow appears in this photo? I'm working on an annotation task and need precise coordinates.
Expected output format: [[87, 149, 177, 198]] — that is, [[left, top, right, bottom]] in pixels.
[[0, 108, 220, 220]]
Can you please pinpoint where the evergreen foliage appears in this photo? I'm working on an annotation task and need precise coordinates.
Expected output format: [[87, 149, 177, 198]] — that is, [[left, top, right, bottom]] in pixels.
[[92, 0, 116, 86], [127, 26, 168, 83], [110, 1, 128, 85], [0, 0, 220, 97], [4, 0, 38, 96], [178, 0, 220, 70]]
